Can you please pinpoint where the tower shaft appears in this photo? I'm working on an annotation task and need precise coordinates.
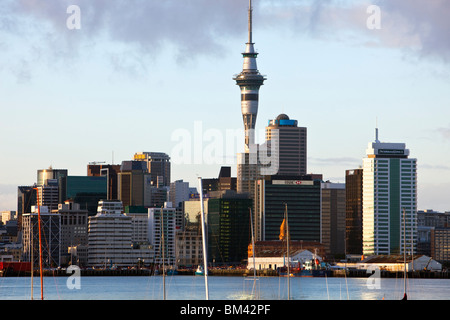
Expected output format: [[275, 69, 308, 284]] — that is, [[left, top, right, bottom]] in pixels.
[[233, 0, 266, 152]]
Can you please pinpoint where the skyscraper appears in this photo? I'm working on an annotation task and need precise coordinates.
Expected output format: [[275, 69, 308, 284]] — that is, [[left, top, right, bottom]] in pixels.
[[235, 0, 266, 196], [134, 152, 171, 187], [362, 129, 417, 256], [265, 114, 307, 176], [345, 168, 363, 255], [255, 175, 321, 242], [321, 182, 346, 257]]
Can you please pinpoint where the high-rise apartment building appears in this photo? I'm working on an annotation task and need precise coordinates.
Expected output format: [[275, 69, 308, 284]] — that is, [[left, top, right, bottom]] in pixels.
[[148, 204, 178, 266], [87, 200, 152, 267], [362, 130, 417, 256], [345, 168, 363, 255], [265, 114, 307, 176]]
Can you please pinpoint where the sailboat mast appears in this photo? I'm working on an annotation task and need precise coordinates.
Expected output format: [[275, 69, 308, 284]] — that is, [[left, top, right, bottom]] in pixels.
[[403, 208, 407, 300], [161, 206, 165, 300], [250, 208, 256, 280], [33, 187, 44, 300], [285, 203, 290, 300], [198, 177, 209, 300]]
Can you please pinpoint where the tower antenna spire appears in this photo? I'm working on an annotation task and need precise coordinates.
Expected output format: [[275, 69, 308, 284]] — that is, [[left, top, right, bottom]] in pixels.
[[248, 0, 253, 44]]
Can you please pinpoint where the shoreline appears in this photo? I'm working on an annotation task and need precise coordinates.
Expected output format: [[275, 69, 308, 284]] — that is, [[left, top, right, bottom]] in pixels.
[[2, 268, 450, 279]]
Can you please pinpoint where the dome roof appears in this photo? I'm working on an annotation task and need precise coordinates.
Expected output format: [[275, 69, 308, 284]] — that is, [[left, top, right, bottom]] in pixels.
[[276, 114, 290, 121]]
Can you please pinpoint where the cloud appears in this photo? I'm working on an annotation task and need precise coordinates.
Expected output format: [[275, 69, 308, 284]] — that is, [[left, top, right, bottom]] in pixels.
[[309, 156, 361, 166], [375, 0, 450, 63], [420, 163, 450, 171], [437, 127, 450, 140], [2, 0, 450, 82]]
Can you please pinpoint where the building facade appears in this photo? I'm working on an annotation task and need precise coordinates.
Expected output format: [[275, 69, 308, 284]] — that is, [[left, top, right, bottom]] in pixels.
[[255, 175, 322, 242], [87, 164, 121, 200], [265, 114, 307, 176], [207, 190, 252, 265], [362, 131, 417, 256], [56, 201, 88, 266], [148, 204, 178, 266], [87, 200, 152, 267], [321, 182, 346, 257], [134, 152, 171, 187], [345, 168, 363, 255], [59, 176, 107, 215], [22, 206, 61, 268]]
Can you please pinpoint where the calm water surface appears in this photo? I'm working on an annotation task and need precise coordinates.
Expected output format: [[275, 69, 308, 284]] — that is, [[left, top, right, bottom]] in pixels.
[[0, 275, 449, 300]]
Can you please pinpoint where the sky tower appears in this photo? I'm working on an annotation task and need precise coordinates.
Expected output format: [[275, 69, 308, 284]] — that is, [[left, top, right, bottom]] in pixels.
[[233, 0, 266, 152]]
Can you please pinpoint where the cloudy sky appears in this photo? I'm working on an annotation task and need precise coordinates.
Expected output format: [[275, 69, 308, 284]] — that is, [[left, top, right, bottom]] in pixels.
[[1, 0, 450, 212]]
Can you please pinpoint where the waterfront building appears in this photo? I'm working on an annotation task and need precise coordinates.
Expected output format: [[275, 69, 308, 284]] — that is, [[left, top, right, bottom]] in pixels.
[[362, 130, 417, 256], [175, 229, 203, 268], [134, 152, 171, 187], [321, 182, 346, 258], [56, 201, 88, 266], [207, 190, 252, 265], [417, 210, 450, 258], [265, 114, 307, 176], [184, 198, 209, 226], [148, 204, 178, 266], [22, 206, 61, 268], [345, 168, 363, 255], [87, 200, 152, 268], [255, 175, 321, 242], [124, 206, 150, 245], [357, 255, 441, 272], [248, 241, 325, 270], [431, 228, 450, 264]]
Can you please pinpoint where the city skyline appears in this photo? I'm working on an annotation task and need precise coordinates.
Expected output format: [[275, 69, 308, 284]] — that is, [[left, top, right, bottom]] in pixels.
[[1, 0, 450, 212]]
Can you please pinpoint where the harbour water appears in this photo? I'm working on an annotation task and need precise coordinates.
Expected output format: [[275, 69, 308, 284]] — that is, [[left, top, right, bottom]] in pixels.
[[0, 275, 449, 300]]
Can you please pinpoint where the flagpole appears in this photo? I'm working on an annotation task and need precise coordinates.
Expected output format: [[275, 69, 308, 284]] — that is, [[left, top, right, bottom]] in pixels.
[[285, 203, 290, 300]]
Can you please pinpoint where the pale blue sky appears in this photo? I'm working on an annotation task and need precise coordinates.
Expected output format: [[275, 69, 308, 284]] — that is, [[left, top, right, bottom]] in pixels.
[[1, 0, 450, 212]]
